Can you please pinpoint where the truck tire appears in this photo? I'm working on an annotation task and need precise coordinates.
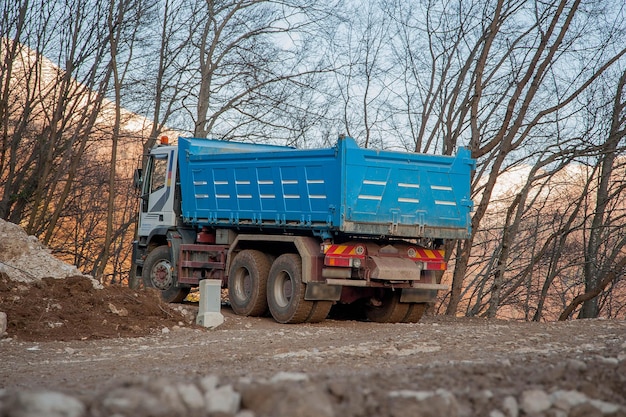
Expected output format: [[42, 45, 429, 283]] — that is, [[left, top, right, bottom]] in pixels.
[[267, 254, 314, 324], [228, 250, 271, 317], [402, 303, 427, 323], [306, 301, 333, 323], [142, 245, 189, 303], [365, 290, 409, 323]]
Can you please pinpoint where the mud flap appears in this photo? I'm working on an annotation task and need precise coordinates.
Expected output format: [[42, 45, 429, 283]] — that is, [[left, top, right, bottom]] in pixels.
[[305, 282, 342, 301], [369, 256, 423, 280], [400, 288, 438, 303]]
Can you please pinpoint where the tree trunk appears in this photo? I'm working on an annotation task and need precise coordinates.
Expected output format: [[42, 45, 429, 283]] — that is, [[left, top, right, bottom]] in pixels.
[[579, 70, 626, 318]]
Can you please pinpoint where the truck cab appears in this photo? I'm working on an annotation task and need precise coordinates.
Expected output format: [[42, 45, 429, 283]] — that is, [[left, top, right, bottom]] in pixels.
[[134, 140, 191, 302]]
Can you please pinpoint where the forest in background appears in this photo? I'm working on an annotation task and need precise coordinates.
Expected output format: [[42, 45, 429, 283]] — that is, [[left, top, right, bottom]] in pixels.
[[1, 0, 625, 321]]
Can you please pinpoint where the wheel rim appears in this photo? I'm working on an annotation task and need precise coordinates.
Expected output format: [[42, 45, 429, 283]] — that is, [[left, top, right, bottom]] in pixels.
[[233, 268, 252, 302], [274, 271, 293, 308], [151, 260, 173, 290]]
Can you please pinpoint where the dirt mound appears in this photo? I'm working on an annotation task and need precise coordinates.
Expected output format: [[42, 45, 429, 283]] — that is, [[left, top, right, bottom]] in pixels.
[[0, 274, 191, 341], [0, 219, 194, 342]]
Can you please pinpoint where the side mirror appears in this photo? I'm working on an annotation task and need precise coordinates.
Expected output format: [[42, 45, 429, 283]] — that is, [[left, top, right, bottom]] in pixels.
[[133, 168, 143, 189]]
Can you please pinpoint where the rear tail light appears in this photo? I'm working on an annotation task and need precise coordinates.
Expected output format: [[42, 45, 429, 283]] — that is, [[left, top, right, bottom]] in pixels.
[[323, 244, 367, 268]]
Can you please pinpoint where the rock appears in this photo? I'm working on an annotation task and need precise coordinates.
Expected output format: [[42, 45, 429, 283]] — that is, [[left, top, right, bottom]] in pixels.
[[240, 383, 277, 412], [388, 389, 459, 417], [326, 380, 367, 416], [107, 303, 128, 317], [468, 389, 494, 409], [176, 383, 205, 412], [597, 357, 619, 365], [566, 359, 588, 372], [568, 402, 604, 417], [157, 385, 188, 415], [588, 399, 621, 414], [269, 371, 309, 383], [4, 391, 85, 417], [502, 395, 518, 417], [199, 375, 219, 393], [97, 386, 169, 416], [91, 378, 221, 417], [551, 390, 588, 411], [241, 382, 334, 417], [520, 389, 552, 414], [205, 384, 241, 415], [389, 390, 437, 401]]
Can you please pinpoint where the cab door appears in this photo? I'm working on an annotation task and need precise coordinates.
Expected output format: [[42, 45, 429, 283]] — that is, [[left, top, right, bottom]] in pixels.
[[137, 148, 177, 237]]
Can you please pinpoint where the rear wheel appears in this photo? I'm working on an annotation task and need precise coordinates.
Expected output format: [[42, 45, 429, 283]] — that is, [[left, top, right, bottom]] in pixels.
[[365, 290, 409, 323], [228, 250, 271, 316], [267, 254, 313, 324], [306, 301, 333, 323], [142, 246, 189, 303], [399, 270, 435, 323], [402, 303, 427, 323]]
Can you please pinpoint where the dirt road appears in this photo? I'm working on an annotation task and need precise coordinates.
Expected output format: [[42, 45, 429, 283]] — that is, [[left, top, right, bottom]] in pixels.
[[1, 304, 625, 417], [1, 220, 624, 416]]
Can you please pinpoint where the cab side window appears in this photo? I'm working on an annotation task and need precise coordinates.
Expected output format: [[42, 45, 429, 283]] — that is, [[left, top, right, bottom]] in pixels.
[[150, 155, 168, 193]]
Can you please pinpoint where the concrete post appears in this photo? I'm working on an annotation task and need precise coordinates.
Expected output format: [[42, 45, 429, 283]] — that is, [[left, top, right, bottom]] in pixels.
[[0, 312, 7, 337], [196, 279, 224, 328]]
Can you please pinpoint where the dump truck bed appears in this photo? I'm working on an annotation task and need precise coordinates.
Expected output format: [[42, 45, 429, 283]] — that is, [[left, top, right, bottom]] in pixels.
[[178, 136, 474, 239]]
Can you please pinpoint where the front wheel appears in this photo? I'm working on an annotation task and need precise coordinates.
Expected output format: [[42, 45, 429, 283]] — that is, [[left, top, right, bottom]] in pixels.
[[267, 254, 313, 324], [142, 246, 189, 303]]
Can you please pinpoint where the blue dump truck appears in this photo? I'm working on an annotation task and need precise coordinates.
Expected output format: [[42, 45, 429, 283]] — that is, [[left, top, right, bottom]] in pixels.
[[133, 135, 474, 323]]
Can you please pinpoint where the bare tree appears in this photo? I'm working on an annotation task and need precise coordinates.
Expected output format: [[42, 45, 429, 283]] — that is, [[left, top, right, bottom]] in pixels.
[[0, 0, 150, 284], [0, 0, 111, 232], [92, 0, 142, 280], [327, 1, 393, 148], [403, 0, 626, 316], [165, 0, 341, 145], [577, 70, 626, 318], [336, 0, 626, 318]]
